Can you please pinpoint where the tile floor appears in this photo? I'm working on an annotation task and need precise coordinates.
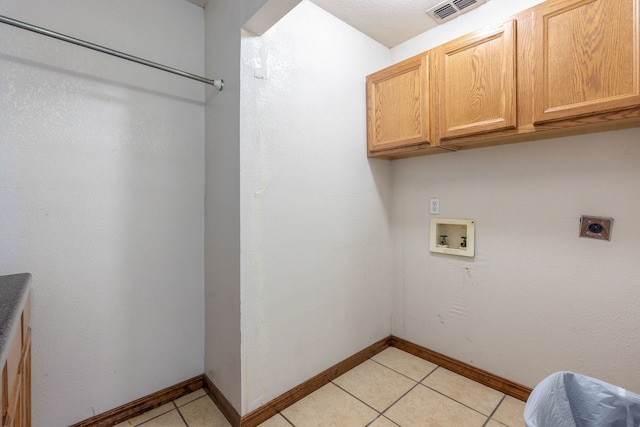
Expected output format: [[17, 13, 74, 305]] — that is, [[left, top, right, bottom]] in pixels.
[[118, 347, 526, 427]]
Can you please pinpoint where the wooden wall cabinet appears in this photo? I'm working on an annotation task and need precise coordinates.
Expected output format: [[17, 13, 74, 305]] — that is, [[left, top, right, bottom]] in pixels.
[[2, 293, 31, 427], [434, 20, 517, 140], [366, 53, 435, 157], [532, 0, 640, 123], [366, 0, 640, 158]]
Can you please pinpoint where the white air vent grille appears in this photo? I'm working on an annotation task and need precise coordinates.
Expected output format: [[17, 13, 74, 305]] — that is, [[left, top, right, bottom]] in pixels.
[[454, 0, 478, 10], [433, 4, 457, 19], [426, 0, 486, 23]]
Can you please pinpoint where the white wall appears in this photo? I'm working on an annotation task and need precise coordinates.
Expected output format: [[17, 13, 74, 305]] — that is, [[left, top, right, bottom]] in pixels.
[[2, 0, 636, 424], [203, 0, 243, 413], [392, 130, 640, 391], [239, 1, 393, 415], [0, 1, 205, 425], [389, 0, 640, 393]]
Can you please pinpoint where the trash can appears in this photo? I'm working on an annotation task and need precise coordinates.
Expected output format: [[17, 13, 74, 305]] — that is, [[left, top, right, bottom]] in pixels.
[[524, 371, 640, 427]]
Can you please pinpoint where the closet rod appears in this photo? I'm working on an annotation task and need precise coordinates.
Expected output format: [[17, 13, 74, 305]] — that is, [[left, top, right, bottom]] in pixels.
[[0, 14, 224, 90]]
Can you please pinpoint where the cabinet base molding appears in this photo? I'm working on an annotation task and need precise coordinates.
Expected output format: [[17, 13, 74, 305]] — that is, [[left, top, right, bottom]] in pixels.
[[71, 336, 532, 427]]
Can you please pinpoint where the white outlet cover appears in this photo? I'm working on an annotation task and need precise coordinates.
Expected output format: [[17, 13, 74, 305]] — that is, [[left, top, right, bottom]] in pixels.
[[429, 198, 440, 215]]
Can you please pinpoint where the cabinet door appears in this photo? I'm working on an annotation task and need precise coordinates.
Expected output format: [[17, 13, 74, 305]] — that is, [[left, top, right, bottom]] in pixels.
[[4, 329, 21, 424], [3, 374, 20, 427], [1, 365, 4, 426], [533, 0, 640, 123], [436, 20, 517, 139], [366, 54, 431, 154], [21, 345, 30, 427]]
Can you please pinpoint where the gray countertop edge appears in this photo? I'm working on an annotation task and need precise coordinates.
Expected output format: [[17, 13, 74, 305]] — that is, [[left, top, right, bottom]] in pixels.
[[0, 273, 32, 367]]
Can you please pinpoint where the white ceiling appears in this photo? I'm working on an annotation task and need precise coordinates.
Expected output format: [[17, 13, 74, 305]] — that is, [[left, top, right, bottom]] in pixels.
[[308, 0, 446, 47], [184, 0, 479, 48]]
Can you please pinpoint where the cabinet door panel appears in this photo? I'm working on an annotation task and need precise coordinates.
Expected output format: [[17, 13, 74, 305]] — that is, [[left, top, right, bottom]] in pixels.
[[1, 365, 4, 426], [533, 0, 640, 123], [3, 373, 20, 427], [437, 20, 517, 139], [5, 330, 21, 417], [21, 343, 30, 427], [366, 54, 431, 153]]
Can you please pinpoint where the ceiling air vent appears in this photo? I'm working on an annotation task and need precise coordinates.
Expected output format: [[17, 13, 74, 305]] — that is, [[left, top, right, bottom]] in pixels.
[[426, 0, 486, 23]]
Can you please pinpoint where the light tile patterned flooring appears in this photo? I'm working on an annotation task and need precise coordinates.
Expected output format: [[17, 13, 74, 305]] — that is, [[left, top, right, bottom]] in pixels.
[[118, 347, 525, 427]]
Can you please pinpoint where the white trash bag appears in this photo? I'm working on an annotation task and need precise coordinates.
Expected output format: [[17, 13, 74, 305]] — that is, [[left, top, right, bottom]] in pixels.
[[524, 371, 640, 427]]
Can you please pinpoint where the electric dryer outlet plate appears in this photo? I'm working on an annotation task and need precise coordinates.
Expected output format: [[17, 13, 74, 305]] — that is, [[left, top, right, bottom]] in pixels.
[[579, 216, 613, 241]]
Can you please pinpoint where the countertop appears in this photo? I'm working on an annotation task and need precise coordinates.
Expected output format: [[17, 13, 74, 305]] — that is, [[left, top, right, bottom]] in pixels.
[[0, 273, 31, 365]]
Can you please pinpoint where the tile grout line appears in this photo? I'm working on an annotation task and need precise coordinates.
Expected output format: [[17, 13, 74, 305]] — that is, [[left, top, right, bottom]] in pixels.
[[329, 353, 443, 426], [278, 411, 296, 427], [360, 352, 442, 421], [420, 366, 506, 420], [366, 414, 401, 427], [330, 381, 383, 415], [173, 400, 190, 427], [419, 380, 498, 420], [378, 380, 423, 419], [369, 357, 439, 384], [129, 402, 177, 427], [482, 394, 507, 427], [420, 365, 439, 382], [263, 352, 515, 427]]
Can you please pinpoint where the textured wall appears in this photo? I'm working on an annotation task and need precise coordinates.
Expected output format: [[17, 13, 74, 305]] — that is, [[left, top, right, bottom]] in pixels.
[[239, 1, 393, 415], [0, 1, 205, 425], [391, 130, 640, 391], [203, 0, 243, 413], [390, 0, 640, 393]]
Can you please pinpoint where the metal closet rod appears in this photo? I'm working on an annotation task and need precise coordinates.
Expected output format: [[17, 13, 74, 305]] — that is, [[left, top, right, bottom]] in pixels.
[[0, 14, 224, 90]]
